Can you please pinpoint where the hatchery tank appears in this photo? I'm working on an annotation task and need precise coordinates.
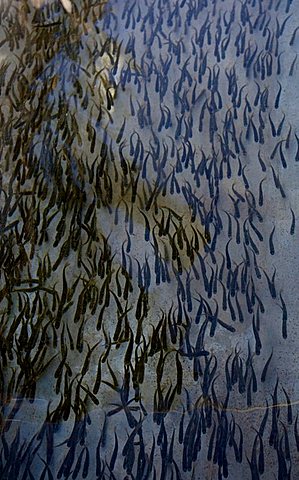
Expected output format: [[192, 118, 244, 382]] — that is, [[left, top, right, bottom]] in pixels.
[[0, 0, 299, 478]]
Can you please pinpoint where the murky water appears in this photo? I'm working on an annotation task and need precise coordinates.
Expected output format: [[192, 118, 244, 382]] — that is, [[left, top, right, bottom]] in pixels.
[[0, 0, 299, 478]]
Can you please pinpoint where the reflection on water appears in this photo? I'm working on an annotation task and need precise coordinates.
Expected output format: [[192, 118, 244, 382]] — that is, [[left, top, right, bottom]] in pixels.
[[0, 0, 299, 478]]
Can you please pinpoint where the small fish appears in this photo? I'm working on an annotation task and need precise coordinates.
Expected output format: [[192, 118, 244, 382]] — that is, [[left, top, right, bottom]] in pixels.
[[257, 150, 267, 172], [252, 430, 265, 475], [225, 353, 232, 391], [261, 349, 273, 383], [281, 386, 292, 424], [228, 194, 240, 219], [252, 314, 262, 355], [116, 118, 126, 144], [294, 133, 299, 162], [262, 267, 277, 299], [246, 437, 259, 479], [232, 183, 246, 203], [109, 430, 119, 471], [139, 209, 150, 241], [225, 238, 232, 270], [289, 54, 297, 76], [124, 327, 134, 366], [259, 401, 269, 438], [290, 26, 299, 45], [119, 141, 128, 175], [277, 51, 283, 75], [241, 165, 250, 189], [224, 210, 232, 238], [227, 291, 237, 321], [178, 406, 186, 445], [277, 292, 288, 339], [175, 351, 183, 395], [277, 113, 285, 137], [269, 225, 275, 255], [290, 207, 296, 235], [268, 112, 277, 137], [279, 145, 287, 174], [270, 165, 279, 189], [250, 116, 259, 143], [258, 178, 265, 207]]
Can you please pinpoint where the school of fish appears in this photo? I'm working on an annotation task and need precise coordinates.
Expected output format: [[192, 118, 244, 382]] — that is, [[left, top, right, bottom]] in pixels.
[[0, 0, 299, 478]]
